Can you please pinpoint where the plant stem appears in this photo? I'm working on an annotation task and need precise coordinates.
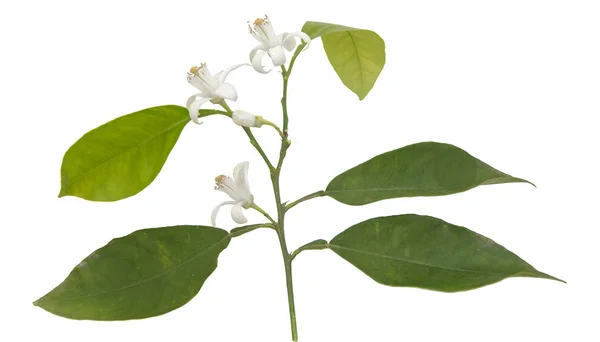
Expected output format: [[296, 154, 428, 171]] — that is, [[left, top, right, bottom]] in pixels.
[[271, 163, 297, 341], [285, 190, 327, 212], [229, 223, 275, 237], [225, 44, 305, 341], [197, 109, 230, 118], [278, 227, 298, 341], [272, 58, 300, 341], [243, 127, 275, 172], [220, 102, 275, 171], [222, 90, 298, 339], [260, 118, 286, 139], [250, 203, 277, 225]]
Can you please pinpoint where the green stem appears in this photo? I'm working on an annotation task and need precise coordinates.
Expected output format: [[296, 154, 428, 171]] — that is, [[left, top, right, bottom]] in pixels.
[[244, 127, 275, 171], [278, 229, 297, 341], [220, 102, 275, 171], [198, 109, 230, 118], [259, 117, 286, 139], [273, 47, 304, 341], [272, 167, 297, 341], [280, 66, 290, 135], [225, 44, 306, 341], [229, 223, 275, 238], [285, 190, 327, 212], [250, 203, 277, 225]]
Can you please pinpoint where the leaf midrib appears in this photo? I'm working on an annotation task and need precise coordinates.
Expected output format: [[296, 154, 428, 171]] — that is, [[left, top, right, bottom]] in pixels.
[[325, 176, 523, 194], [329, 244, 515, 277], [61, 116, 189, 194], [41, 233, 229, 302], [345, 31, 364, 96]]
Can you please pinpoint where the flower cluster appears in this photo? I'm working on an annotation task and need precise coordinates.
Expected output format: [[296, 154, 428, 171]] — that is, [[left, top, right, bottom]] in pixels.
[[248, 16, 310, 74], [190, 16, 310, 226], [186, 15, 310, 125]]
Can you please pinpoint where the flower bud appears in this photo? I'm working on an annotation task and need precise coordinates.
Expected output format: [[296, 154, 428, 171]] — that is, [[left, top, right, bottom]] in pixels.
[[232, 110, 262, 128]]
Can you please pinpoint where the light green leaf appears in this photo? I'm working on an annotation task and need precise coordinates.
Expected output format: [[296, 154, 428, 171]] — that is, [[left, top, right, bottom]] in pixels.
[[330, 214, 563, 292], [34, 226, 230, 320], [59, 105, 190, 201], [326, 141, 533, 206], [302, 21, 385, 100], [302, 22, 359, 39]]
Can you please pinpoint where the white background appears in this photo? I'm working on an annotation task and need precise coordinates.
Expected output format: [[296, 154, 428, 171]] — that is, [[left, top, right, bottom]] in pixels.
[[1, 1, 599, 341]]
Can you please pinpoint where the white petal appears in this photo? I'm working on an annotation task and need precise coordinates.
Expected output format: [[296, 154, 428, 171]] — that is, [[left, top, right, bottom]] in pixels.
[[250, 48, 270, 74], [218, 63, 249, 84], [230, 202, 248, 224], [268, 46, 287, 67], [261, 19, 278, 43], [187, 97, 211, 124], [200, 64, 214, 79], [250, 30, 270, 47], [186, 94, 201, 108], [213, 83, 238, 101], [279, 33, 296, 51], [188, 74, 213, 94], [250, 17, 278, 47], [250, 44, 267, 60], [211, 201, 236, 226], [288, 31, 312, 50], [233, 161, 251, 198], [216, 175, 245, 202]]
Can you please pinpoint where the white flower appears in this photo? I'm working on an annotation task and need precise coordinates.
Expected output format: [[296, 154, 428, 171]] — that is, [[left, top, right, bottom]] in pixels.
[[186, 63, 246, 124], [232, 110, 262, 128], [211, 162, 254, 226], [248, 15, 311, 73]]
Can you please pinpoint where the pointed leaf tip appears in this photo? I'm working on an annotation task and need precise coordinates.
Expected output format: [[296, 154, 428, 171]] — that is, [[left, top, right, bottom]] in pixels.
[[326, 142, 535, 206], [34, 225, 230, 320], [57, 188, 67, 198], [58, 105, 190, 202], [329, 214, 562, 292], [302, 21, 385, 100]]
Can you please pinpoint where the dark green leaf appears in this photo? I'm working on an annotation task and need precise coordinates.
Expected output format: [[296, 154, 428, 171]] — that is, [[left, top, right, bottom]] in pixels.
[[34, 226, 230, 320], [329, 214, 563, 292], [302, 21, 385, 100], [59, 105, 190, 201], [326, 141, 533, 206]]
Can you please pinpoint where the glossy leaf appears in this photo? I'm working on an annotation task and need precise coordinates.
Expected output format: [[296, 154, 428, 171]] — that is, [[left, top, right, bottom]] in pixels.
[[302, 21, 385, 100], [326, 141, 533, 206], [59, 105, 190, 201], [34, 226, 230, 320], [330, 214, 563, 292]]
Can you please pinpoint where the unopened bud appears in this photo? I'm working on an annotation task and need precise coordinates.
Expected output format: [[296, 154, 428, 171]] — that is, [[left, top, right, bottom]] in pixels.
[[232, 110, 262, 128]]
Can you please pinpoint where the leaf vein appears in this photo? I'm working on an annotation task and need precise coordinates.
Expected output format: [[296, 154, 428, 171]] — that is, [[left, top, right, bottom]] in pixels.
[[61, 115, 189, 194], [330, 245, 511, 276], [52, 234, 229, 302]]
